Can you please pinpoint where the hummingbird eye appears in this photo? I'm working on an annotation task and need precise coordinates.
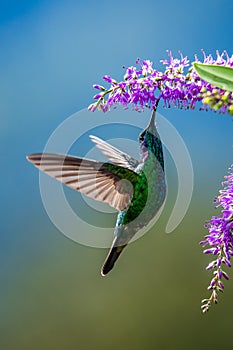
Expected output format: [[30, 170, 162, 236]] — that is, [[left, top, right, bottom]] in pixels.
[[139, 132, 145, 142]]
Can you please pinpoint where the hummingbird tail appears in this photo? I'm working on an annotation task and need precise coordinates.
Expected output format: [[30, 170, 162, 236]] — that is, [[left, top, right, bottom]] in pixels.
[[101, 243, 126, 276]]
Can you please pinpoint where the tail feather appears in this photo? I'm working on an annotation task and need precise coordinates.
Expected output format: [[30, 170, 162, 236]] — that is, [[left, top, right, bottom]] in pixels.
[[101, 243, 126, 276]]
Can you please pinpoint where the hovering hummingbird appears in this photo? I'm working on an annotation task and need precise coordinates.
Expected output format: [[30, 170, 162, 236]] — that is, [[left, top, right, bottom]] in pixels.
[[27, 107, 166, 275]]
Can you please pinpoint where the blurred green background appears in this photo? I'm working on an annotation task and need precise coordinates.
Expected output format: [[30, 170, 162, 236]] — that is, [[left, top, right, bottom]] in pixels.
[[1, 0, 233, 349]]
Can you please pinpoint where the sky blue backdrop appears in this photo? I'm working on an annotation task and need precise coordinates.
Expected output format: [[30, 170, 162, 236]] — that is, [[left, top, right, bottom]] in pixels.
[[1, 1, 233, 349]]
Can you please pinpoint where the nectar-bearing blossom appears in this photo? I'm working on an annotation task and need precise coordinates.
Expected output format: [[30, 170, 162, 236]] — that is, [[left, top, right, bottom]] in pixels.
[[200, 165, 233, 313], [88, 50, 233, 115]]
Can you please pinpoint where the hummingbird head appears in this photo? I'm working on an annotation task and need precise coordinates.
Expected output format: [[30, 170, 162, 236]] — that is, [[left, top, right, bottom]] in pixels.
[[139, 108, 164, 170], [139, 108, 156, 142]]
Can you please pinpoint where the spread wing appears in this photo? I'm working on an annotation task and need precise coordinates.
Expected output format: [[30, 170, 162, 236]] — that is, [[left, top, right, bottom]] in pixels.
[[89, 135, 139, 171], [27, 153, 138, 211]]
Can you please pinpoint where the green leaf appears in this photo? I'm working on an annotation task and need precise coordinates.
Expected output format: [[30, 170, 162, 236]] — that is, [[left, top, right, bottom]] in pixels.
[[193, 62, 233, 92]]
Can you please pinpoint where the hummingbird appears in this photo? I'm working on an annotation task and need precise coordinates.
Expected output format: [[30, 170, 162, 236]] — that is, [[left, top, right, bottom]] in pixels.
[[27, 107, 166, 276]]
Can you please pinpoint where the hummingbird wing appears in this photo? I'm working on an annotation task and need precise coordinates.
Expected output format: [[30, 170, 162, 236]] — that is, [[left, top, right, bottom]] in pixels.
[[89, 135, 139, 171], [27, 153, 138, 211]]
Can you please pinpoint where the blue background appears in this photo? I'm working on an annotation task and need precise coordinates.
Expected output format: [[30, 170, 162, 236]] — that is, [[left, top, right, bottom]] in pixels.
[[1, 1, 233, 349]]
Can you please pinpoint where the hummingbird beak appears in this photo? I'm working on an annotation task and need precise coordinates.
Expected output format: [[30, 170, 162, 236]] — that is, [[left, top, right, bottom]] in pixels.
[[146, 108, 156, 133]]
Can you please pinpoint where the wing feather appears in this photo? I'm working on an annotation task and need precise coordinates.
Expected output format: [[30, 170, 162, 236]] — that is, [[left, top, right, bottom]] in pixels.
[[90, 135, 139, 170], [27, 153, 137, 211]]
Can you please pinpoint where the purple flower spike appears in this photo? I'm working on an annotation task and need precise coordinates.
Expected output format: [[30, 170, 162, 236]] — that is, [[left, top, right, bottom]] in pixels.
[[201, 164, 233, 313], [89, 50, 233, 115]]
